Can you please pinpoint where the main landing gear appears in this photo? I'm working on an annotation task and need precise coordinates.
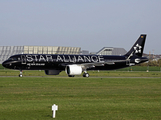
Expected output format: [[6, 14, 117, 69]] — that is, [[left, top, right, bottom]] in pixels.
[[19, 70, 23, 77], [83, 71, 89, 78]]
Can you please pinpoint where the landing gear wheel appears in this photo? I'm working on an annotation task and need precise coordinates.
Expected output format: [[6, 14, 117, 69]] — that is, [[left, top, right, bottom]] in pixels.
[[19, 74, 23, 77], [83, 73, 89, 77], [68, 75, 75, 77]]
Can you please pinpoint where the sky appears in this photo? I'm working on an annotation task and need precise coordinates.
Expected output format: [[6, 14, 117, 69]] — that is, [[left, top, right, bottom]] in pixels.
[[0, 0, 161, 54]]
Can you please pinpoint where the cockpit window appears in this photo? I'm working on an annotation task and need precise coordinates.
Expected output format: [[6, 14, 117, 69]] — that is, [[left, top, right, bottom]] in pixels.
[[8, 57, 18, 61]]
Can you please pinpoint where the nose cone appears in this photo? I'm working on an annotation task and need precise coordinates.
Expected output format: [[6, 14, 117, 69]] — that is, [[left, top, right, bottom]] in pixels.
[[2, 61, 7, 68], [2, 60, 10, 68]]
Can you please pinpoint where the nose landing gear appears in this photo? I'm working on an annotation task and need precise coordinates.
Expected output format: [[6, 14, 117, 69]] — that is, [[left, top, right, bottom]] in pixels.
[[19, 70, 23, 77]]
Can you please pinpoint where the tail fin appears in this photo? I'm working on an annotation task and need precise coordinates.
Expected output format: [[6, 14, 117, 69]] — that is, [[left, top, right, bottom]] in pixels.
[[125, 34, 146, 59]]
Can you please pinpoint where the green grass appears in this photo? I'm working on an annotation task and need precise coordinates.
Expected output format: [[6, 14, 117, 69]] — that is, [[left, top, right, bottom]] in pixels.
[[120, 66, 161, 71], [1, 70, 161, 77], [0, 77, 161, 120], [0, 64, 4, 69]]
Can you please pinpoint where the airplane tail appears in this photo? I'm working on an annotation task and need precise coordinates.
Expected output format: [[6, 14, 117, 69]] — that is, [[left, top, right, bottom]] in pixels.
[[124, 34, 146, 59]]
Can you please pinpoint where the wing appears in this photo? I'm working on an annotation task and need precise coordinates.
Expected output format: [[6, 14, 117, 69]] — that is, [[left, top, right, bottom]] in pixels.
[[60, 60, 127, 71], [80, 60, 127, 70]]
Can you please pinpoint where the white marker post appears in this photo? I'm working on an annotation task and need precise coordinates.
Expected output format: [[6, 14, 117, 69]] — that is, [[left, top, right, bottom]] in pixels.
[[52, 104, 58, 118]]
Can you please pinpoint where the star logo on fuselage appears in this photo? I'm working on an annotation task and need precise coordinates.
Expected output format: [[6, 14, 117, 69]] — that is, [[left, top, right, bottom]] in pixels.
[[134, 44, 142, 53]]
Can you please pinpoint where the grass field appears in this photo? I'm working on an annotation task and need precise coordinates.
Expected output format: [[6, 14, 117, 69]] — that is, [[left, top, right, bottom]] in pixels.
[[0, 77, 161, 120], [1, 69, 161, 78]]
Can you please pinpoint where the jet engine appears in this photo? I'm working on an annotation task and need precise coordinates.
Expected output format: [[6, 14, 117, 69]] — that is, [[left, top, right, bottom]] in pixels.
[[45, 70, 61, 75], [65, 65, 82, 75]]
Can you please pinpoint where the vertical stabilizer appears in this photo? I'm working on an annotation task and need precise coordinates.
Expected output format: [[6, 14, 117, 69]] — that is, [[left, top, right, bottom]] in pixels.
[[125, 34, 146, 59]]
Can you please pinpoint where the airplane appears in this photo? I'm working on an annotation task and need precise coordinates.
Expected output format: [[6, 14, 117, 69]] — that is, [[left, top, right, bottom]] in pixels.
[[2, 34, 148, 77]]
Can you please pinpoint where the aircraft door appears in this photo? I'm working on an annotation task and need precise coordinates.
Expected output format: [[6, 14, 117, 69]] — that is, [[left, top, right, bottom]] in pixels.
[[21, 55, 26, 64], [126, 60, 130, 66]]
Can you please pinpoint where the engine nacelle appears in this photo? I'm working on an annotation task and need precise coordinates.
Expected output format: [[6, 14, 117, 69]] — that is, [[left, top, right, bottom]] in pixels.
[[65, 65, 82, 75], [45, 70, 61, 75]]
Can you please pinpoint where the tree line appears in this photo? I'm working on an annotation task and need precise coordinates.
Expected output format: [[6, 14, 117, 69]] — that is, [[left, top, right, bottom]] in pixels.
[[139, 59, 161, 66]]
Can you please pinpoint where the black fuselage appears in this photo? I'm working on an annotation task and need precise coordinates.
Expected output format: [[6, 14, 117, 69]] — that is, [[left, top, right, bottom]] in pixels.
[[2, 54, 148, 71]]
